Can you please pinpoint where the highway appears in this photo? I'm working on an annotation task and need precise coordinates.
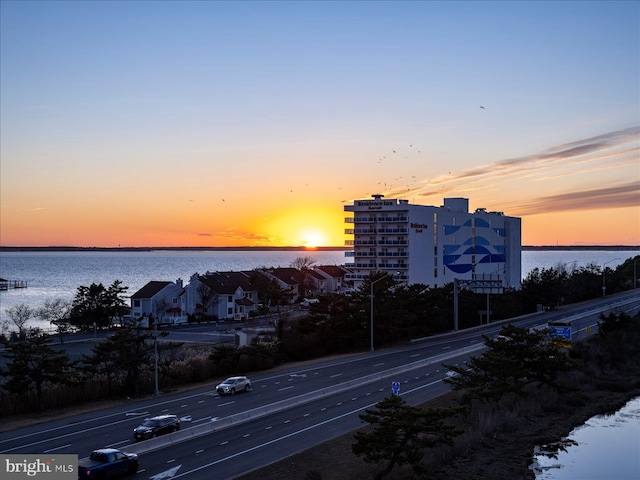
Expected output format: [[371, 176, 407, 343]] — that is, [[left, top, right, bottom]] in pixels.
[[2, 290, 639, 479]]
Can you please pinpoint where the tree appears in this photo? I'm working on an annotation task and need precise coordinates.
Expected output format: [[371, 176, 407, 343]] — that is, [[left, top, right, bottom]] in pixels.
[[444, 325, 574, 404], [290, 256, 316, 271], [352, 395, 461, 479], [69, 280, 129, 329], [0, 333, 75, 411], [3, 303, 36, 341], [38, 298, 72, 344]]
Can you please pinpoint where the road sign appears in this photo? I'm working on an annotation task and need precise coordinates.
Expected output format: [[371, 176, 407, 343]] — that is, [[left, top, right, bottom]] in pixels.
[[391, 381, 400, 396], [549, 326, 571, 340]]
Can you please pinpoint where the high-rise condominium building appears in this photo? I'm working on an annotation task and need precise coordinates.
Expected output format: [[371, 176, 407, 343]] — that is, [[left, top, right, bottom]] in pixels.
[[344, 195, 521, 289]]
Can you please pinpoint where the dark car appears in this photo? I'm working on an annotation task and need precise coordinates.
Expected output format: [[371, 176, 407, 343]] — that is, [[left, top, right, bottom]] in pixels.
[[78, 449, 138, 478], [133, 414, 180, 441]]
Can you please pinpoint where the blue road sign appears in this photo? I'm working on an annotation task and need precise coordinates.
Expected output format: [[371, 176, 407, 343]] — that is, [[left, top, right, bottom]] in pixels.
[[391, 381, 400, 396], [549, 326, 571, 340]]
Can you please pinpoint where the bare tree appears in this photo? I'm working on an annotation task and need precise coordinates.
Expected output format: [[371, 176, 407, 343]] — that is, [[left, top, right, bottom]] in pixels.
[[3, 303, 36, 341], [290, 256, 317, 271], [38, 299, 72, 344]]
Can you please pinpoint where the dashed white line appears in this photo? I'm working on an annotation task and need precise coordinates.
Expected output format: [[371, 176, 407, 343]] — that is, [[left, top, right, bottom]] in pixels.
[[44, 444, 71, 453], [193, 417, 211, 424], [330, 373, 342, 378], [278, 386, 293, 392]]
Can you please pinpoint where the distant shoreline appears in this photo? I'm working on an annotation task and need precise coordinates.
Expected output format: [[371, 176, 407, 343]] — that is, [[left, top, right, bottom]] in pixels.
[[0, 245, 638, 252]]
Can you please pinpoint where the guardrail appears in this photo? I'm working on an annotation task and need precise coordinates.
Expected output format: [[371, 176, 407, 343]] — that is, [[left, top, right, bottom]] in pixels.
[[123, 343, 485, 455]]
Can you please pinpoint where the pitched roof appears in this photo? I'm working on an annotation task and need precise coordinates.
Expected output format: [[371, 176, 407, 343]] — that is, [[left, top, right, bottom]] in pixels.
[[316, 265, 349, 278], [131, 281, 172, 299], [265, 267, 302, 285], [198, 271, 254, 294]]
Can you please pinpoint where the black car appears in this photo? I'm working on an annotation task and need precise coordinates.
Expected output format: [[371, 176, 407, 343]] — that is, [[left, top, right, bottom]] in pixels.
[[133, 414, 180, 441]]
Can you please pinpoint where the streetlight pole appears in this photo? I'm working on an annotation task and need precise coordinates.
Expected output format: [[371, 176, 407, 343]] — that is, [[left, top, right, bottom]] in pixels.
[[601, 258, 621, 298], [370, 272, 397, 352], [154, 324, 159, 396]]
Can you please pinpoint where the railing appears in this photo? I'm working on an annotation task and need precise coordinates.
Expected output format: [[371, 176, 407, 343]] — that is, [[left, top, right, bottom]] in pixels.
[[0, 280, 27, 290]]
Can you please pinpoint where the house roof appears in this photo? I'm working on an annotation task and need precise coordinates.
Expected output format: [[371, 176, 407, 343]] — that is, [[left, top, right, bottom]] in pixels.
[[265, 267, 302, 286], [198, 271, 254, 294], [235, 297, 255, 306], [308, 270, 326, 280], [315, 265, 348, 278], [131, 281, 172, 299]]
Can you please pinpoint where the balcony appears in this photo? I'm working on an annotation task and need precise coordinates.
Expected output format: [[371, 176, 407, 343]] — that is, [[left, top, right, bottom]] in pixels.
[[377, 240, 408, 246], [378, 228, 408, 234], [377, 251, 408, 258], [378, 263, 408, 269]]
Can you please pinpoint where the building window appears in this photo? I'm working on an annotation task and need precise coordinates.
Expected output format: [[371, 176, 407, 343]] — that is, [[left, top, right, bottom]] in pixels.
[[134, 300, 140, 307]]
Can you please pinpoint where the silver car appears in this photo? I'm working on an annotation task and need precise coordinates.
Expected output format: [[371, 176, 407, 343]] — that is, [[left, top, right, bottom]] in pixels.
[[216, 376, 251, 395]]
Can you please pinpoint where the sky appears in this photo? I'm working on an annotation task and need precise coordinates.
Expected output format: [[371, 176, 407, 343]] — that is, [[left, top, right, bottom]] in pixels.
[[1, 0, 638, 248]]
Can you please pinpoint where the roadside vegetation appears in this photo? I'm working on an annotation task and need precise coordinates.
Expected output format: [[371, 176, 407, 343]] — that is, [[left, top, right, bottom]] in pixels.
[[0, 256, 638, 420]]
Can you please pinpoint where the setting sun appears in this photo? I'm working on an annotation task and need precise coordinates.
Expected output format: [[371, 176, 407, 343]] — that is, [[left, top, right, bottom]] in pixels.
[[301, 230, 326, 248]]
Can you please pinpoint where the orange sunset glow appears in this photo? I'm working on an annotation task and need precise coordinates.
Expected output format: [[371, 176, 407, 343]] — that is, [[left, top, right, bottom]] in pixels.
[[1, 2, 638, 248]]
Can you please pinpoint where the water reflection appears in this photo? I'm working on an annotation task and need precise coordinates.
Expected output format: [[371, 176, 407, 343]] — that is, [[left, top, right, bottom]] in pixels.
[[531, 396, 640, 479]]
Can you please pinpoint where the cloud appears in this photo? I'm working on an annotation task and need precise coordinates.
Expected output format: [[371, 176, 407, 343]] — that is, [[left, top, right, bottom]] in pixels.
[[511, 181, 640, 216], [409, 126, 639, 215]]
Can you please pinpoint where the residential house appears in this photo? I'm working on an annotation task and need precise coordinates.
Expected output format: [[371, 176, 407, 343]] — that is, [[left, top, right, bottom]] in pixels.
[[257, 267, 305, 303], [313, 265, 352, 294], [129, 279, 186, 326], [185, 271, 258, 321]]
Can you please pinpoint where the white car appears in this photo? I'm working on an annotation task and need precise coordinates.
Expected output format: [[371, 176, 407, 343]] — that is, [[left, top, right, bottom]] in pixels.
[[216, 376, 251, 395], [300, 298, 320, 308]]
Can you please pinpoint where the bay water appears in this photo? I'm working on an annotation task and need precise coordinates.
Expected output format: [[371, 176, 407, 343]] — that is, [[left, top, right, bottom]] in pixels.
[[531, 396, 640, 480], [0, 249, 637, 328]]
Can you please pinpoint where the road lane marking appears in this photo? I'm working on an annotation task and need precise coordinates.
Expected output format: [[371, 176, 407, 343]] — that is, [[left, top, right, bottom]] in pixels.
[[150, 464, 181, 480], [278, 386, 293, 392], [218, 401, 235, 407], [44, 444, 71, 453], [166, 381, 443, 479]]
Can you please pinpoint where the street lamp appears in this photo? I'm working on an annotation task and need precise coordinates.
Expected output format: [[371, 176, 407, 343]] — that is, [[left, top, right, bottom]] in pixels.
[[370, 272, 398, 352], [601, 258, 621, 297]]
